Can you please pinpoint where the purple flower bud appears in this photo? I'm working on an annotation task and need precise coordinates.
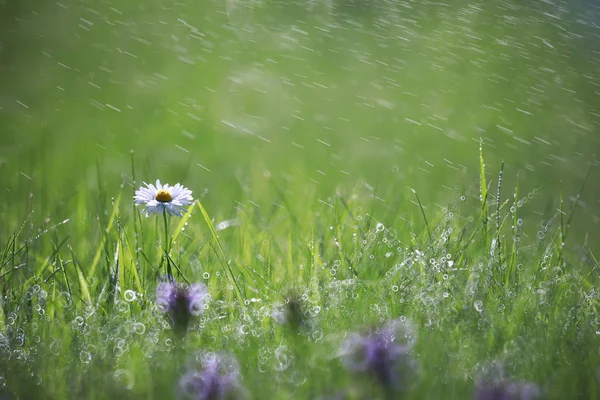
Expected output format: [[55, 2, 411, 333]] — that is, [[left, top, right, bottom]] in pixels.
[[179, 352, 245, 400], [341, 319, 418, 392], [156, 281, 208, 335]]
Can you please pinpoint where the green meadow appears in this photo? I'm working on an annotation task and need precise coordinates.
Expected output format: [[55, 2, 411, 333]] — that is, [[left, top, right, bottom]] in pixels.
[[0, 0, 599, 398]]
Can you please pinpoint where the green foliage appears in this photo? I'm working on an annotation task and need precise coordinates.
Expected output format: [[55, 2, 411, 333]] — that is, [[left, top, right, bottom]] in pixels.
[[0, 1, 599, 398], [0, 149, 598, 399]]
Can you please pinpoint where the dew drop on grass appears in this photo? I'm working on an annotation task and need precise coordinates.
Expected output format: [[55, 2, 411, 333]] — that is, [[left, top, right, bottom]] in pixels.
[[114, 369, 134, 390], [116, 301, 130, 313], [312, 329, 323, 342], [30, 372, 42, 386], [58, 292, 71, 308], [79, 351, 92, 363], [310, 306, 321, 317], [133, 322, 146, 335], [124, 290, 137, 302], [419, 293, 432, 306], [537, 231, 545, 240], [392, 285, 399, 292], [49, 340, 61, 356], [274, 345, 293, 371], [203, 272, 210, 279], [474, 300, 484, 312], [376, 222, 385, 233]]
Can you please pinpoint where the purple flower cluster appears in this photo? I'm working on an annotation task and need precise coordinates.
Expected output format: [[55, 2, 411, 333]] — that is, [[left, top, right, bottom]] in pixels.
[[179, 352, 245, 400], [156, 281, 208, 335], [341, 319, 418, 392]]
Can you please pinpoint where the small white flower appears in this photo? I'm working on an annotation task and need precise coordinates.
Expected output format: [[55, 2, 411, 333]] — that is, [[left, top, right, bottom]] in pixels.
[[134, 179, 193, 217]]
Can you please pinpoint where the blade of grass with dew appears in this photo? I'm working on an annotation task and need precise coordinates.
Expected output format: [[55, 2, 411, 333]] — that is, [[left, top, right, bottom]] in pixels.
[[170, 203, 195, 247], [36, 235, 70, 278], [495, 162, 504, 265], [196, 201, 244, 303], [479, 140, 489, 247], [120, 229, 143, 294], [508, 175, 520, 283], [558, 190, 566, 266], [411, 188, 432, 242], [68, 245, 92, 305], [89, 192, 121, 277]]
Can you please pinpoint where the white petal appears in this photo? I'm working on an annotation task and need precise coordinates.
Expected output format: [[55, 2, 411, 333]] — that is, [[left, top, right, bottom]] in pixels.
[[170, 186, 182, 198]]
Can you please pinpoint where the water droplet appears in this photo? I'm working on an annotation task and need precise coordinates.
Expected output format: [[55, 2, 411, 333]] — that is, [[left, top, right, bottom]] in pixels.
[[274, 345, 293, 371], [79, 351, 92, 363], [312, 329, 323, 342], [474, 300, 484, 312], [133, 322, 146, 335], [114, 369, 134, 390], [58, 292, 71, 308], [124, 290, 137, 302], [116, 301, 130, 313]]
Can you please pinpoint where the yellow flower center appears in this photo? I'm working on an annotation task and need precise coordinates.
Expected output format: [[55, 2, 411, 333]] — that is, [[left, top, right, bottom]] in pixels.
[[155, 189, 173, 203]]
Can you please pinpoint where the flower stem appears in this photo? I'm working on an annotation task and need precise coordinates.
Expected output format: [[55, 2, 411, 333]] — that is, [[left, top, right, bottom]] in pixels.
[[163, 209, 173, 280]]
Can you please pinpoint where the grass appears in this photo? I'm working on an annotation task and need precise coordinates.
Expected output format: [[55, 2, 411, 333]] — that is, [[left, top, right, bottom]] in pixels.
[[1, 1, 599, 398], [0, 147, 598, 400]]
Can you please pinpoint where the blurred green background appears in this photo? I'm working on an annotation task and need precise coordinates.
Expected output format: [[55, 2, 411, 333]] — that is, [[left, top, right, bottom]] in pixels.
[[0, 0, 599, 243]]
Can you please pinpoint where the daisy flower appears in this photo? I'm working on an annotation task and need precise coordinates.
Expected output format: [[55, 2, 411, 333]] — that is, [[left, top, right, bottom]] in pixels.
[[134, 179, 193, 217]]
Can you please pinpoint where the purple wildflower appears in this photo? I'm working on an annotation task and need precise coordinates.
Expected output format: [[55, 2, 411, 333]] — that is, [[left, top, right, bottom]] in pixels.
[[475, 379, 543, 400], [156, 281, 208, 335], [179, 352, 245, 400], [341, 319, 418, 392]]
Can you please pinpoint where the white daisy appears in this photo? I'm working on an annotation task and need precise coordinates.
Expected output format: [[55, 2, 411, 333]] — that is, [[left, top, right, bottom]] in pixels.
[[134, 179, 193, 217]]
